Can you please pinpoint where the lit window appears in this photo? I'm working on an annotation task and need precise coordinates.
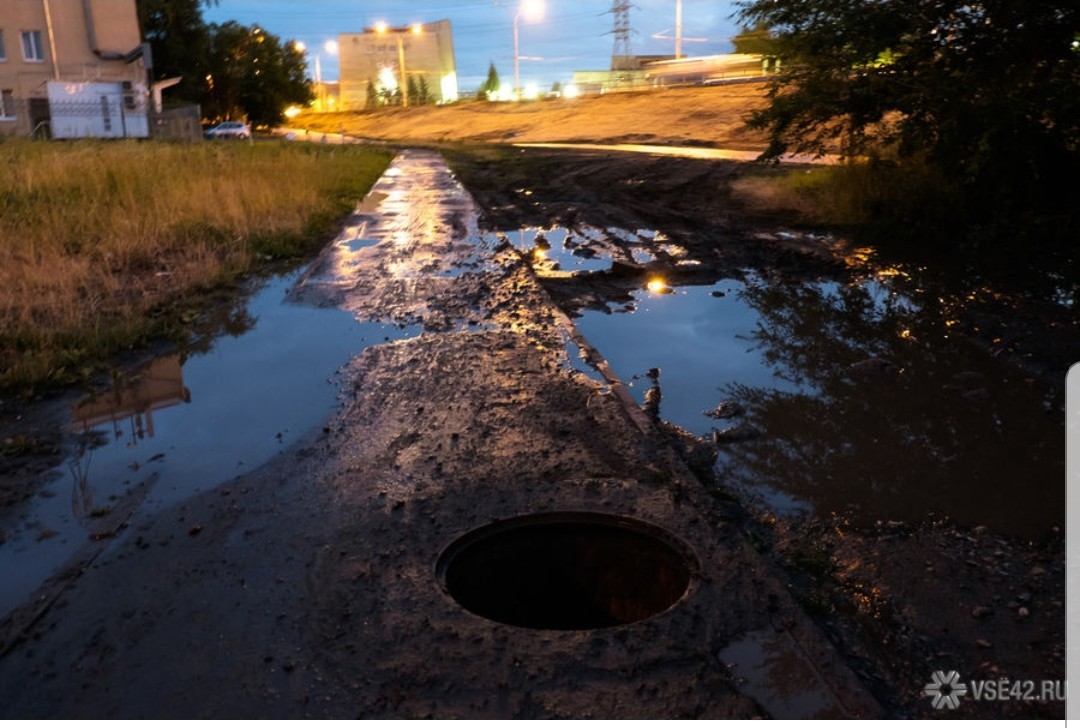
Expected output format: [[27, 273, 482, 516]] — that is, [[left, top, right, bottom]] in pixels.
[[0, 90, 15, 120], [21, 30, 45, 62]]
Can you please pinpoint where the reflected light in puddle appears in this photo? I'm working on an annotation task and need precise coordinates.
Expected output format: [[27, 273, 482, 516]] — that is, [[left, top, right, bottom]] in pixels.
[[646, 278, 674, 295]]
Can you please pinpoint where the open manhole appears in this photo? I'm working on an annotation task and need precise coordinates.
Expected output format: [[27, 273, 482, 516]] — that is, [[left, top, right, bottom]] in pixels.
[[437, 512, 696, 630]]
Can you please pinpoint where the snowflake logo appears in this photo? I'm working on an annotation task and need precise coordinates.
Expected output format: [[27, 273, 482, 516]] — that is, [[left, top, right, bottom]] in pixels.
[[924, 670, 968, 710]]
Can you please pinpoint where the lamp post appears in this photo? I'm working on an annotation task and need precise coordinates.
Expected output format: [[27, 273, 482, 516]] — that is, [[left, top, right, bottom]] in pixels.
[[375, 22, 422, 108], [675, 0, 683, 59], [295, 40, 339, 111], [513, 0, 544, 97]]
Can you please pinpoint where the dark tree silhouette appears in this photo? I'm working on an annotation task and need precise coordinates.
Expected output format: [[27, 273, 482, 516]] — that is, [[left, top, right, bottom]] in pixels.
[[735, 0, 1080, 248]]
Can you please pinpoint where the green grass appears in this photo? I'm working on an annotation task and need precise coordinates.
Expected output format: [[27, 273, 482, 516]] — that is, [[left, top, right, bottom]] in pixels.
[[0, 138, 394, 394]]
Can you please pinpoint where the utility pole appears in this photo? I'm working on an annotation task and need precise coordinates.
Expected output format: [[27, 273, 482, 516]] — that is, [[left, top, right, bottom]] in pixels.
[[675, 0, 683, 59]]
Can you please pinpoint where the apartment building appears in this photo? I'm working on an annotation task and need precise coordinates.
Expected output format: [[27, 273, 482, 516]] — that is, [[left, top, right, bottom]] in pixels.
[[0, 0, 149, 138], [339, 19, 458, 110]]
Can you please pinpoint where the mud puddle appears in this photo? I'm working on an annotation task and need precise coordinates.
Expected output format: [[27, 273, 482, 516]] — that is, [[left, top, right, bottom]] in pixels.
[[718, 627, 845, 719], [502, 226, 675, 275], [0, 272, 417, 621], [523, 227, 1063, 538]]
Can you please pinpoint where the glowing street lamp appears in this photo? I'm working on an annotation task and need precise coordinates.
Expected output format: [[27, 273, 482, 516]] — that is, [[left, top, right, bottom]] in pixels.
[[295, 40, 339, 111], [375, 22, 423, 108], [514, 0, 544, 97]]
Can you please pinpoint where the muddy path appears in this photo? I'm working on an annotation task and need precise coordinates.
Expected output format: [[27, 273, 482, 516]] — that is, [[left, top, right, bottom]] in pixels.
[[443, 145, 1068, 718], [0, 147, 1067, 718]]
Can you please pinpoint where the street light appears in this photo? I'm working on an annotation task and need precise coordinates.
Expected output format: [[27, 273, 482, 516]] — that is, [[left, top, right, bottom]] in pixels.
[[375, 22, 422, 108], [514, 0, 544, 98], [295, 40, 339, 111]]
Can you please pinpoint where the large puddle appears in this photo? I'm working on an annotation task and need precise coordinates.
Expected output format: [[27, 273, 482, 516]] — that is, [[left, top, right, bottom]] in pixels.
[[508, 225, 1064, 538], [0, 273, 418, 621]]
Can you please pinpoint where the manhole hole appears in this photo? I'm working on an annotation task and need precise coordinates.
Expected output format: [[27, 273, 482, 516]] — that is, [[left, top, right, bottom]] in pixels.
[[437, 512, 696, 630]]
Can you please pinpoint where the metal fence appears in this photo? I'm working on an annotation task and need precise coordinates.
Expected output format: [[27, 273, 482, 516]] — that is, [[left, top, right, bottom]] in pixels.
[[1, 95, 202, 142], [47, 96, 148, 139], [149, 105, 203, 143]]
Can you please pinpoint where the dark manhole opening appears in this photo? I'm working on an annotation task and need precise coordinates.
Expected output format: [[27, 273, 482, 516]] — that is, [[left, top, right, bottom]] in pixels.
[[437, 512, 695, 630]]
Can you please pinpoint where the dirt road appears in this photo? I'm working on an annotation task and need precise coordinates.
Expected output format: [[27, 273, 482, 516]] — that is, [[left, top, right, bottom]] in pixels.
[[0, 150, 883, 719], [0, 144, 1065, 718]]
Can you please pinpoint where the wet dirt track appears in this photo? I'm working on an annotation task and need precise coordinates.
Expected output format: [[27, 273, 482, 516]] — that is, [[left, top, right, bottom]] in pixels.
[[0, 151, 884, 719]]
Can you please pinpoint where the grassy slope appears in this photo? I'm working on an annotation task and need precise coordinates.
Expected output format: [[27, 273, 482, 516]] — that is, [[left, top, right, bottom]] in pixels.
[[296, 84, 771, 149]]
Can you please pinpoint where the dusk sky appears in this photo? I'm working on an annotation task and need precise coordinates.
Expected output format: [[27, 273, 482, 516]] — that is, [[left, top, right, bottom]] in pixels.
[[202, 0, 744, 91]]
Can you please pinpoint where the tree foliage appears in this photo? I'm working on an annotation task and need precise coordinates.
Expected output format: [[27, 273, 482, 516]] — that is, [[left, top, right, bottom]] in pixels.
[[479, 62, 501, 99], [136, 0, 216, 103], [137, 0, 311, 125], [731, 21, 779, 57], [735, 1, 1080, 241], [203, 22, 311, 126]]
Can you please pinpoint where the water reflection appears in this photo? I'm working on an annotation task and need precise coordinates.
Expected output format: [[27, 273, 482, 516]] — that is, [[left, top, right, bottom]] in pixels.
[[573, 271, 1064, 537], [501, 225, 672, 277], [71, 355, 191, 445], [719, 628, 845, 718], [722, 277, 1062, 535], [0, 273, 419, 621]]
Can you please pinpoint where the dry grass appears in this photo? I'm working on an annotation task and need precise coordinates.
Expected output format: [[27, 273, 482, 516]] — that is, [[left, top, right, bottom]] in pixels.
[[295, 84, 771, 149], [0, 139, 393, 392]]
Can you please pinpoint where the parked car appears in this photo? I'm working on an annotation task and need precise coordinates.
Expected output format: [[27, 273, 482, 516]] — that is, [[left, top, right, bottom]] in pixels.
[[205, 121, 251, 140]]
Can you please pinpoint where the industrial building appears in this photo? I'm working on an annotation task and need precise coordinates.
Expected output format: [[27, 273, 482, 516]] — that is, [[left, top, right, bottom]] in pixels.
[[572, 54, 775, 95], [0, 0, 150, 138], [338, 19, 458, 109]]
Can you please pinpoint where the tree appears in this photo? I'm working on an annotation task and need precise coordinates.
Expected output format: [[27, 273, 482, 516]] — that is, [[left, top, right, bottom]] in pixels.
[[202, 22, 312, 126], [365, 80, 379, 110], [731, 21, 778, 57], [136, 0, 217, 104], [479, 62, 501, 99], [734, 0, 1080, 241]]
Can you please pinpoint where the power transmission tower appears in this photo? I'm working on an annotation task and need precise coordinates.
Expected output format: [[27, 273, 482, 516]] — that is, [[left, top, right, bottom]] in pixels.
[[611, 0, 634, 73]]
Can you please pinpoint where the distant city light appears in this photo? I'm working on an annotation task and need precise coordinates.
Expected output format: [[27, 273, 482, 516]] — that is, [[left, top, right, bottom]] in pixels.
[[440, 73, 460, 103], [378, 66, 398, 91], [520, 0, 545, 22], [488, 85, 515, 102]]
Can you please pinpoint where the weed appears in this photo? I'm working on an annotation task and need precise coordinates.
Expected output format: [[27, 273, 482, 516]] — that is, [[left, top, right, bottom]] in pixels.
[[0, 140, 393, 394]]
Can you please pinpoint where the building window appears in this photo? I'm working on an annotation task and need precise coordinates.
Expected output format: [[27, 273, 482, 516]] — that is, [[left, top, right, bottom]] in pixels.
[[0, 90, 15, 120], [21, 30, 45, 62], [1, 30, 7, 61]]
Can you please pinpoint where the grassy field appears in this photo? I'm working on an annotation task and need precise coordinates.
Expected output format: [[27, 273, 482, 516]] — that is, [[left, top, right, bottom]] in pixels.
[[0, 139, 393, 394]]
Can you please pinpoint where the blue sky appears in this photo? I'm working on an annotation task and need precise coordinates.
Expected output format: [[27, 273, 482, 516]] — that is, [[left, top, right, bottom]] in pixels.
[[203, 0, 743, 91]]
